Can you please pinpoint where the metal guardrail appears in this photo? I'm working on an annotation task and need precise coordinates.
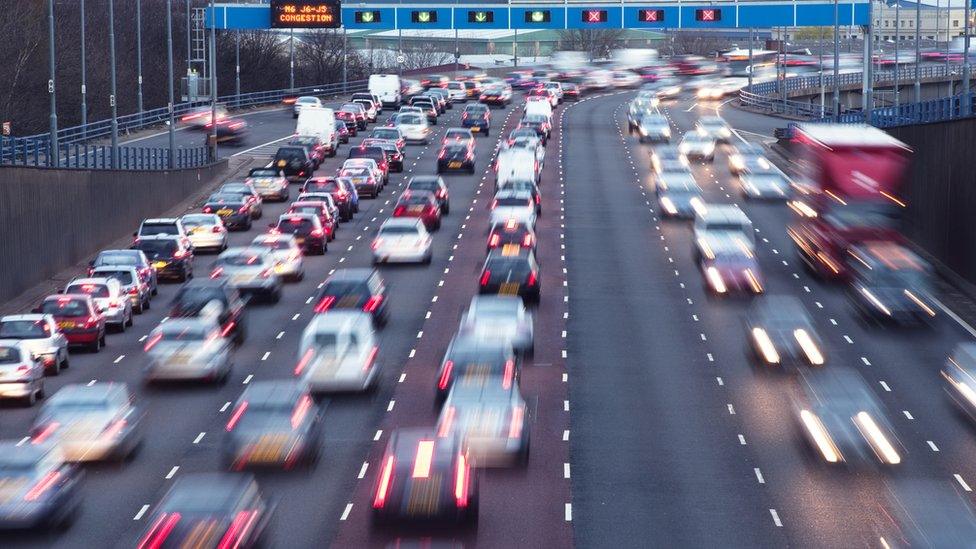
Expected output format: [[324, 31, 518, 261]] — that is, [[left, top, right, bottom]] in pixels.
[[0, 137, 213, 170]]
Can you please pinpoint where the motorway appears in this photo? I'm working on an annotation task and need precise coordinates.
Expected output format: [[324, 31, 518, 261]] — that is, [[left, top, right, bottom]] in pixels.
[[5, 83, 976, 548]]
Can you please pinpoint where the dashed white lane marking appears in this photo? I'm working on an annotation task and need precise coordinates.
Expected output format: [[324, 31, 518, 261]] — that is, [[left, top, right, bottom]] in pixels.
[[261, 351, 270, 361], [220, 401, 231, 412], [374, 430, 383, 441], [563, 430, 570, 441], [861, 357, 872, 366], [138, 335, 148, 342], [564, 400, 570, 411], [903, 410, 915, 420], [358, 462, 369, 479], [738, 434, 747, 445], [770, 509, 783, 527], [387, 400, 396, 412], [16, 436, 30, 447], [193, 432, 205, 444], [879, 381, 891, 392], [243, 374, 253, 384], [716, 377, 724, 386], [133, 505, 150, 520], [113, 355, 125, 364], [398, 373, 406, 383], [728, 404, 736, 415], [276, 331, 285, 339], [165, 466, 179, 479], [843, 335, 854, 344], [87, 379, 97, 386], [956, 474, 973, 492], [564, 463, 571, 479], [340, 503, 354, 521], [292, 313, 301, 321], [754, 468, 765, 484], [928, 440, 940, 452], [565, 503, 573, 521]]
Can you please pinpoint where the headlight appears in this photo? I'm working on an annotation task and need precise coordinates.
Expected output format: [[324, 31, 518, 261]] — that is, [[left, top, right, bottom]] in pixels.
[[662, 127, 671, 137], [751, 327, 780, 364], [706, 267, 727, 294], [638, 127, 648, 136], [855, 411, 901, 465], [720, 128, 731, 137], [793, 329, 824, 365], [703, 143, 715, 154], [660, 196, 678, 215], [904, 289, 936, 317], [860, 287, 891, 316], [800, 410, 841, 463], [696, 89, 709, 98], [679, 143, 690, 154]]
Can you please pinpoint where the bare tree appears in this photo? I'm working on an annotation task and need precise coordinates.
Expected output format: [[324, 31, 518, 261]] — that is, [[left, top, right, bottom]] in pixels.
[[670, 33, 731, 57], [557, 30, 625, 59]]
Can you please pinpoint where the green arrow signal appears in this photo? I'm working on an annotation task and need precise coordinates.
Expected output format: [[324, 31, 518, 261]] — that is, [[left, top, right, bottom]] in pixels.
[[530, 11, 545, 22], [474, 11, 487, 22], [418, 11, 431, 22], [361, 11, 374, 22]]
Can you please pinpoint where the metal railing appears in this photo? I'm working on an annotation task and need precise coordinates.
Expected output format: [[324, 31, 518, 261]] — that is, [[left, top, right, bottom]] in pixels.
[[0, 137, 213, 170]]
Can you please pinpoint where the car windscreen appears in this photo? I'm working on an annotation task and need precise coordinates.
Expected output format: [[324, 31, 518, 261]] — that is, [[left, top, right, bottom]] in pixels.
[[65, 283, 110, 298], [41, 299, 88, 316], [380, 225, 420, 235], [0, 320, 51, 339], [0, 346, 21, 365]]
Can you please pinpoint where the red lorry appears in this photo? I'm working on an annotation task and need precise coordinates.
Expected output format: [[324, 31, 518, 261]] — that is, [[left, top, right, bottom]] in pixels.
[[786, 123, 913, 280]]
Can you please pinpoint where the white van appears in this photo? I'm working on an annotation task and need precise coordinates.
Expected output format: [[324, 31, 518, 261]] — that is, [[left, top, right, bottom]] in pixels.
[[296, 106, 337, 157], [524, 99, 553, 122], [495, 148, 540, 187], [369, 74, 402, 108], [297, 311, 379, 393]]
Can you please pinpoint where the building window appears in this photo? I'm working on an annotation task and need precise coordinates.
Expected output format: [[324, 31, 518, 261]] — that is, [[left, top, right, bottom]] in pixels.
[[884, 20, 889, 27], [954, 19, 959, 27]]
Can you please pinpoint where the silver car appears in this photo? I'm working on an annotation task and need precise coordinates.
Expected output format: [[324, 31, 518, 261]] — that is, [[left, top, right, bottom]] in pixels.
[[91, 265, 150, 314], [63, 278, 133, 332], [371, 218, 433, 264], [250, 233, 305, 282], [0, 315, 69, 375], [245, 169, 290, 202], [678, 133, 717, 162], [181, 213, 229, 253], [458, 295, 534, 358], [636, 114, 672, 144], [395, 113, 431, 144], [0, 341, 45, 406], [293, 95, 322, 118], [209, 247, 283, 303], [144, 317, 233, 383]]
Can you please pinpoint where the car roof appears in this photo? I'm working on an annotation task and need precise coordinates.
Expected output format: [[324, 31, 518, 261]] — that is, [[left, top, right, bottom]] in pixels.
[[382, 217, 425, 228], [494, 189, 533, 200], [50, 382, 125, 404], [327, 268, 375, 281], [305, 310, 372, 332], [0, 441, 55, 466], [1, 314, 49, 322], [142, 218, 179, 224], [240, 380, 307, 406]]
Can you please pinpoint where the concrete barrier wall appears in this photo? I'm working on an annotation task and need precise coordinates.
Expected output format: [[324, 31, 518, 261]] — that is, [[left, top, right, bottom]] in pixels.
[[0, 162, 227, 303]]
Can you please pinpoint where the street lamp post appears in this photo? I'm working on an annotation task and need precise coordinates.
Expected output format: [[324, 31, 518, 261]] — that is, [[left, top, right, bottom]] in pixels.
[[109, 0, 119, 168], [342, 28, 348, 94], [47, 0, 58, 166], [894, 0, 900, 109], [137, 0, 144, 120], [167, 0, 176, 168], [914, 0, 921, 104], [289, 29, 295, 90], [833, 0, 841, 119], [186, 0, 192, 76], [235, 31, 241, 108], [965, 0, 972, 114], [209, 0, 218, 160], [80, 0, 87, 139], [748, 27, 754, 92]]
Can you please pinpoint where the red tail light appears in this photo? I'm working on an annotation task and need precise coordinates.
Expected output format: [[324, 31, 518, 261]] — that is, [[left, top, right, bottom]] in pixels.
[[508, 405, 525, 439], [102, 419, 127, 441], [491, 200, 498, 209], [220, 321, 236, 338], [203, 206, 213, 213], [238, 206, 249, 214], [454, 454, 470, 508], [363, 295, 383, 313], [465, 151, 474, 161], [31, 422, 60, 445], [438, 150, 446, 160], [373, 455, 396, 509], [225, 401, 248, 431], [480, 270, 491, 286], [83, 316, 99, 328], [535, 194, 541, 204], [24, 472, 63, 503], [503, 360, 515, 389], [143, 332, 163, 352], [294, 348, 316, 375], [137, 512, 182, 549], [438, 360, 454, 390], [313, 295, 336, 313], [210, 267, 224, 279], [128, 287, 139, 295], [527, 271, 538, 286], [173, 250, 188, 260], [488, 234, 500, 247], [462, 113, 468, 119], [522, 234, 533, 247], [212, 225, 223, 233], [394, 206, 406, 216], [310, 229, 324, 237], [371, 238, 383, 251], [436, 189, 447, 199], [337, 190, 348, 199], [217, 510, 259, 549], [291, 395, 313, 429]]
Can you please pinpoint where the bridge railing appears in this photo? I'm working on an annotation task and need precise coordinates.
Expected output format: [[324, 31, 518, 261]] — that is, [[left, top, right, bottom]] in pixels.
[[0, 136, 213, 170]]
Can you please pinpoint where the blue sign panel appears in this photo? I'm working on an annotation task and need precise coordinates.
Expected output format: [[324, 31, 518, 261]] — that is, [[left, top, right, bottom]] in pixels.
[[453, 8, 510, 30], [568, 6, 623, 29], [511, 6, 567, 29], [397, 7, 453, 29], [623, 6, 677, 28], [737, 4, 794, 27], [342, 7, 397, 29]]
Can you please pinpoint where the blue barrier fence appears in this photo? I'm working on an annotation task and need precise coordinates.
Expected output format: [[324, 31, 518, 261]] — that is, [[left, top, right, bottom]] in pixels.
[[0, 137, 213, 170]]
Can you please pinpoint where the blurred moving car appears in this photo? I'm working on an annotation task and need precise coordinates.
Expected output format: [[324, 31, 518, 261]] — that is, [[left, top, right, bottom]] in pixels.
[[479, 84, 512, 107], [458, 295, 534, 358], [0, 315, 69, 375], [250, 233, 305, 282], [34, 295, 106, 353], [634, 113, 672, 144], [217, 182, 264, 220], [746, 296, 825, 368], [169, 280, 247, 345], [879, 480, 976, 548], [88, 249, 157, 296], [393, 191, 442, 231], [395, 113, 431, 144], [273, 146, 315, 182], [91, 265, 151, 314], [207, 119, 249, 146], [434, 335, 519, 405], [31, 383, 142, 462], [651, 145, 690, 175], [406, 175, 450, 215], [727, 143, 766, 175], [846, 243, 937, 326], [180, 213, 229, 253], [695, 235, 764, 296], [0, 442, 82, 530], [679, 132, 717, 162], [144, 315, 233, 384], [63, 277, 132, 332], [202, 192, 255, 231], [437, 143, 476, 174], [372, 218, 433, 265], [656, 171, 704, 219], [287, 201, 337, 242], [314, 269, 389, 327], [137, 473, 273, 549], [461, 104, 491, 135], [181, 104, 228, 128], [223, 381, 321, 470], [479, 249, 541, 304], [244, 168, 290, 202], [292, 95, 322, 118], [437, 379, 529, 467], [490, 190, 537, 229], [302, 176, 358, 220], [696, 115, 732, 142], [209, 247, 283, 303], [131, 235, 194, 283], [0, 341, 45, 406], [487, 219, 536, 254], [738, 159, 791, 200], [295, 311, 380, 393], [271, 213, 328, 255]]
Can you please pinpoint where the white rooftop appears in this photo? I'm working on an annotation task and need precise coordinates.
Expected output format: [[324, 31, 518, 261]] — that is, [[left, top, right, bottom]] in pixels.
[[796, 124, 910, 149]]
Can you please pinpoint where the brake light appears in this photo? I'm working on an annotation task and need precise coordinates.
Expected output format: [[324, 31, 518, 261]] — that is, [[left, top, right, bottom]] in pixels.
[[438, 405, 456, 437], [454, 454, 470, 508], [313, 295, 336, 313], [102, 419, 127, 441], [522, 234, 533, 247], [465, 151, 474, 161], [220, 321, 236, 338], [438, 149, 446, 160], [173, 250, 188, 259], [413, 440, 436, 478], [527, 271, 538, 286], [217, 510, 258, 549], [83, 316, 100, 328], [143, 332, 163, 352], [137, 512, 182, 549], [503, 360, 515, 389], [491, 200, 498, 209], [203, 206, 213, 213], [373, 455, 396, 509], [24, 471, 61, 502], [238, 206, 249, 214], [438, 360, 455, 390], [225, 401, 248, 431], [128, 287, 139, 295], [290, 395, 313, 429], [509, 406, 525, 439], [212, 225, 223, 233], [310, 229, 324, 238], [371, 238, 383, 251], [480, 270, 491, 286], [363, 295, 383, 313], [210, 267, 224, 279], [488, 234, 500, 247], [259, 268, 272, 279], [462, 113, 468, 119], [394, 206, 405, 216], [337, 190, 348, 199]]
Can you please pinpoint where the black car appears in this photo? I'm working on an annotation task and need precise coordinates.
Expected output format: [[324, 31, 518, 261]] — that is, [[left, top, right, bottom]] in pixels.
[[287, 135, 326, 166], [373, 142, 404, 173], [271, 213, 327, 255], [437, 143, 476, 174], [273, 146, 315, 182], [335, 119, 350, 143], [518, 114, 550, 143], [202, 192, 252, 230], [336, 110, 358, 135], [209, 119, 249, 145], [313, 268, 389, 327], [410, 97, 439, 124], [217, 182, 263, 219], [303, 176, 355, 221], [0, 442, 82, 530], [407, 175, 450, 215], [132, 235, 193, 282], [169, 280, 246, 344], [478, 249, 540, 304], [846, 243, 938, 326], [461, 104, 491, 135], [435, 335, 518, 405]]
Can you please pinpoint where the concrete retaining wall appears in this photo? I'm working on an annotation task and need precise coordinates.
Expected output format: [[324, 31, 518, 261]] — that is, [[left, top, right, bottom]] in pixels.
[[0, 162, 227, 303]]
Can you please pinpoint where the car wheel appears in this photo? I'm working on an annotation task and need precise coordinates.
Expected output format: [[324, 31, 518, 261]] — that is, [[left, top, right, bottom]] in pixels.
[[144, 297, 151, 311], [178, 269, 188, 283], [24, 388, 37, 407], [126, 310, 134, 327], [134, 301, 144, 314], [61, 353, 69, 369], [442, 203, 450, 215], [151, 284, 158, 296], [354, 203, 360, 213], [118, 319, 126, 333], [321, 243, 328, 255], [48, 358, 61, 376], [423, 252, 432, 265], [270, 288, 282, 304], [99, 332, 106, 347]]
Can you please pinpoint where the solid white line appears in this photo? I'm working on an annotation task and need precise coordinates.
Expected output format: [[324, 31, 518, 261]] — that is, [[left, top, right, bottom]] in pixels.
[[165, 466, 179, 479], [358, 462, 369, 479], [340, 503, 353, 521], [932, 296, 976, 338], [133, 505, 150, 520], [956, 474, 973, 492]]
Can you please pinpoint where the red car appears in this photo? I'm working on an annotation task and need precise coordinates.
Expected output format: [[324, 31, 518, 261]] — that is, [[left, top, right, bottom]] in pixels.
[[393, 191, 442, 231], [335, 110, 359, 135], [286, 201, 336, 241], [34, 294, 106, 352]]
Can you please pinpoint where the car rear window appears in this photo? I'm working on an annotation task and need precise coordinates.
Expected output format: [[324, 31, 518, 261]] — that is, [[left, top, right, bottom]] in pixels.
[[219, 254, 264, 267], [349, 147, 384, 160], [496, 196, 531, 207], [279, 217, 315, 231], [275, 148, 306, 161], [41, 299, 88, 316], [399, 115, 422, 125], [140, 223, 177, 236], [135, 240, 178, 255], [322, 281, 368, 295], [0, 346, 21, 365], [340, 168, 370, 178], [487, 257, 531, 276], [0, 320, 50, 339], [96, 270, 134, 285], [255, 238, 292, 251], [380, 225, 420, 235], [96, 252, 139, 267], [408, 181, 438, 192], [400, 195, 431, 206], [66, 283, 110, 298], [290, 206, 323, 217]]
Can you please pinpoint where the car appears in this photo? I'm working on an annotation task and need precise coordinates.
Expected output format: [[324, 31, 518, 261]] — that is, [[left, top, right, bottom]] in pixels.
[[406, 175, 450, 215], [479, 248, 540, 304], [88, 249, 157, 296], [202, 192, 253, 231], [287, 135, 329, 165], [437, 378, 529, 467], [250, 233, 304, 282], [169, 280, 247, 345], [393, 191, 442, 231], [739, 163, 791, 200], [652, 77, 682, 99], [746, 296, 825, 368], [437, 142, 476, 174], [501, 135, 545, 169], [461, 104, 491, 135], [418, 92, 445, 115], [313, 268, 389, 326], [427, 88, 451, 110], [878, 480, 976, 548], [209, 247, 283, 303], [135, 217, 189, 247], [679, 132, 717, 161], [340, 102, 369, 130], [434, 335, 519, 405], [31, 382, 142, 461], [542, 81, 564, 102], [180, 213, 228, 253], [273, 146, 316, 182], [634, 113, 672, 143], [295, 311, 380, 393], [497, 179, 541, 214], [132, 235, 194, 282], [342, 157, 387, 186], [270, 213, 328, 255], [302, 176, 358, 220], [846, 243, 938, 325], [207, 119, 249, 145], [63, 277, 133, 331], [181, 104, 229, 128], [424, 74, 450, 90], [459, 295, 534, 358], [0, 442, 82, 529], [136, 473, 274, 549], [370, 140, 404, 173], [297, 191, 341, 227], [487, 219, 536, 254], [353, 97, 378, 122], [352, 91, 383, 114], [794, 367, 902, 466], [371, 428, 479, 526], [0, 341, 45, 405], [91, 265, 151, 314], [651, 145, 690, 175], [335, 115, 354, 139], [410, 96, 439, 124], [368, 127, 405, 150], [517, 114, 551, 144], [0, 315, 69, 375], [292, 95, 322, 118], [371, 217, 433, 265], [393, 112, 431, 144], [479, 84, 512, 107], [223, 380, 321, 470], [33, 295, 105, 353], [244, 168, 290, 202], [144, 316, 233, 383], [445, 80, 469, 102], [217, 181, 264, 219], [696, 234, 765, 296], [397, 105, 424, 118], [942, 343, 976, 421], [490, 189, 537, 229], [495, 148, 541, 188], [443, 127, 475, 149], [528, 86, 558, 107], [338, 165, 381, 199], [692, 205, 755, 259], [727, 143, 766, 175], [287, 201, 337, 241], [697, 115, 732, 142], [560, 81, 581, 101], [655, 172, 703, 220], [348, 145, 392, 180]]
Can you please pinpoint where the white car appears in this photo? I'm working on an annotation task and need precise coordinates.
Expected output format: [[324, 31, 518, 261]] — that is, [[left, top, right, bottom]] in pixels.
[[296, 311, 380, 393], [0, 340, 45, 405], [293, 96, 322, 118], [209, 247, 283, 303], [180, 213, 228, 253], [91, 265, 151, 314], [697, 116, 733, 142], [244, 169, 290, 202], [341, 158, 385, 186], [64, 277, 133, 332], [446, 81, 468, 102], [459, 295, 534, 358], [372, 218, 433, 264], [542, 81, 564, 103], [490, 190, 537, 229], [679, 133, 717, 162], [250, 233, 305, 282], [395, 113, 431, 144], [31, 383, 143, 461], [0, 314, 69, 375], [612, 70, 641, 88], [144, 316, 232, 383], [503, 135, 546, 169]]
